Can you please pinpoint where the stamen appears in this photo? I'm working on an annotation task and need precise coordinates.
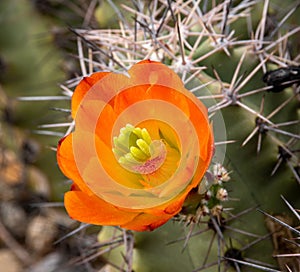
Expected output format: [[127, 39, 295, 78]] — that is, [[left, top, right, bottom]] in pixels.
[[130, 146, 149, 161], [112, 124, 167, 174], [136, 139, 151, 157]]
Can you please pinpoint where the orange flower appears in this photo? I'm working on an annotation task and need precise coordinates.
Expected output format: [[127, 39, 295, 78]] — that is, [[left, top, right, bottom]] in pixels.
[[57, 60, 214, 231]]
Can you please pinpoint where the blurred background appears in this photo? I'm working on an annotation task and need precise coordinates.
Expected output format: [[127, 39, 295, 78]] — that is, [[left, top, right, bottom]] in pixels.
[[0, 1, 110, 271]]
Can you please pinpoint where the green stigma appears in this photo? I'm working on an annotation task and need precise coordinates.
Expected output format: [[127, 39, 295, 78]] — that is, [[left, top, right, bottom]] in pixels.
[[112, 124, 167, 174]]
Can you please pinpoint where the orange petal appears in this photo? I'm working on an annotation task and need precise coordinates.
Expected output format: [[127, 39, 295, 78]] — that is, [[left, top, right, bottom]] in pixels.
[[162, 194, 186, 215], [71, 72, 110, 119], [113, 85, 151, 115], [60, 61, 214, 231], [57, 134, 93, 194], [129, 60, 186, 93], [135, 191, 186, 218], [192, 131, 214, 187], [96, 103, 117, 146], [146, 85, 212, 159], [120, 211, 173, 231], [64, 190, 138, 226]]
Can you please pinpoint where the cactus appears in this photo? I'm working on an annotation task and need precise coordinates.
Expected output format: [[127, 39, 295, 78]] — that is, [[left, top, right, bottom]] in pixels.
[[22, 0, 300, 271]]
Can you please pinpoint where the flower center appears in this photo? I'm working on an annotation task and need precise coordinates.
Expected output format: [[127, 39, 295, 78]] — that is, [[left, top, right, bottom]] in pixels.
[[112, 124, 167, 175]]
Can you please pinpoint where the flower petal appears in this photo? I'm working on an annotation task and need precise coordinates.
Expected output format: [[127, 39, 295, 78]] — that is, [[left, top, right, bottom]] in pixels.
[[120, 212, 173, 231], [146, 84, 212, 161], [57, 134, 93, 194], [96, 103, 118, 146], [113, 84, 151, 115], [58, 60, 214, 231], [93, 137, 144, 189], [72, 72, 110, 118], [64, 190, 138, 226], [129, 60, 186, 93]]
